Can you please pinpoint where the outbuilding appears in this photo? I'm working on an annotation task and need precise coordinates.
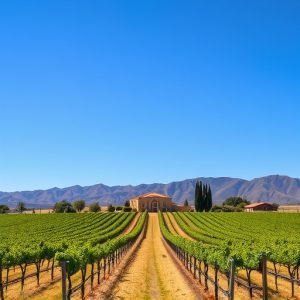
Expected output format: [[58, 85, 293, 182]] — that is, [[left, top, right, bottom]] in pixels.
[[244, 202, 276, 212]]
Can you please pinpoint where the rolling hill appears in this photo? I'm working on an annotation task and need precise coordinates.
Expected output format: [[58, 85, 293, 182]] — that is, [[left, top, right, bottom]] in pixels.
[[1, 175, 300, 208]]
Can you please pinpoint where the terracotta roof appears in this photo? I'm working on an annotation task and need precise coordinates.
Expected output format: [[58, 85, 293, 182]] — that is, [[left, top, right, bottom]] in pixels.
[[129, 192, 171, 202], [139, 193, 170, 199], [244, 202, 272, 208]]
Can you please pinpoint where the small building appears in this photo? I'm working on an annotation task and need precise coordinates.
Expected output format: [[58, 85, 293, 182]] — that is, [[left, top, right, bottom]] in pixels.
[[278, 205, 300, 213], [244, 202, 277, 212], [129, 192, 190, 212]]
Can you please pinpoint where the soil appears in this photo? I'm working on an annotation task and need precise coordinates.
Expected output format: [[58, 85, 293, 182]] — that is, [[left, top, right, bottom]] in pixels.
[[104, 213, 202, 300]]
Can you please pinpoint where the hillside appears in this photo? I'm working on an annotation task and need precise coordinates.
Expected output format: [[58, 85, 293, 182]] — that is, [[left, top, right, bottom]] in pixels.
[[1, 175, 300, 208]]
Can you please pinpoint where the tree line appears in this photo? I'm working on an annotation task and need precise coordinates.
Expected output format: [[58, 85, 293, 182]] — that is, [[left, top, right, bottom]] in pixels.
[[194, 181, 212, 212]]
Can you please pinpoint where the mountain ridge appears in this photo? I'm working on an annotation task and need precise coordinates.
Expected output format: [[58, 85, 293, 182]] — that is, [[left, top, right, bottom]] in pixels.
[[1, 175, 300, 208]]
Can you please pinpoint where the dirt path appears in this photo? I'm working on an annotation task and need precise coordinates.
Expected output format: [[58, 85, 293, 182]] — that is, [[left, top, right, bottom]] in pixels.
[[122, 212, 141, 235], [105, 213, 201, 300]]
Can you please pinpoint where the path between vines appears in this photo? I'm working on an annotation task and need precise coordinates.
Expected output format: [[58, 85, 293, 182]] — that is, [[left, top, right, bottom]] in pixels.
[[103, 213, 202, 300]]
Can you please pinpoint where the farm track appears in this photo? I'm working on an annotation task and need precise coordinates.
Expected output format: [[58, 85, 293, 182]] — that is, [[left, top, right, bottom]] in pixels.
[[122, 212, 141, 235], [106, 213, 201, 300]]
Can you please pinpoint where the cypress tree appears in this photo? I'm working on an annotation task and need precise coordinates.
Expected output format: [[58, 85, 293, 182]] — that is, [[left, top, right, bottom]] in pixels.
[[202, 184, 207, 212], [207, 185, 212, 211], [199, 181, 203, 212], [194, 181, 199, 212]]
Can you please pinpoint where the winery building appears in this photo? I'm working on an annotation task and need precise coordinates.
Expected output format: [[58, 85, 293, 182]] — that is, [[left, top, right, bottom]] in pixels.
[[129, 192, 189, 212], [244, 202, 277, 212]]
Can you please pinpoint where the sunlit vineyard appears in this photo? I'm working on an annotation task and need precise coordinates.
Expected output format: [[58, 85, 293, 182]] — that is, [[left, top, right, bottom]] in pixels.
[[0, 211, 147, 299], [160, 212, 300, 299]]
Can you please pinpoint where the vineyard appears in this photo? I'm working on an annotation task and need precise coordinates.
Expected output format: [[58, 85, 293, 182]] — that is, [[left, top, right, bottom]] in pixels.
[[160, 212, 300, 299], [0, 211, 148, 299], [1, 211, 300, 299]]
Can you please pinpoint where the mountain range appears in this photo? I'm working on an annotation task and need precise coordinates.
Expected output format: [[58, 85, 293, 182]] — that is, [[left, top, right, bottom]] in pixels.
[[1, 175, 300, 208]]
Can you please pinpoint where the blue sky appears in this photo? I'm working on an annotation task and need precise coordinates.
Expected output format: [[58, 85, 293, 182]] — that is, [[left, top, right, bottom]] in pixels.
[[0, 1, 300, 192]]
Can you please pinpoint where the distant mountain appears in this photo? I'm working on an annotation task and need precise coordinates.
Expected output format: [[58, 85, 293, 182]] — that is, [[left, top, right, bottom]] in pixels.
[[1, 175, 300, 208]]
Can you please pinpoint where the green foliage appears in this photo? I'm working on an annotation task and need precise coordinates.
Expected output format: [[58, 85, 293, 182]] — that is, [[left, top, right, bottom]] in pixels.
[[163, 212, 300, 271], [107, 204, 115, 212], [53, 200, 73, 213], [0, 205, 9, 214], [194, 181, 213, 212], [0, 212, 139, 271], [72, 200, 86, 212], [211, 205, 223, 212], [124, 200, 130, 207], [123, 207, 132, 212], [221, 205, 243, 212], [184, 199, 189, 206], [64, 205, 76, 213], [16, 202, 26, 213], [223, 196, 250, 207], [89, 202, 101, 212], [116, 206, 123, 211], [55, 211, 148, 275]]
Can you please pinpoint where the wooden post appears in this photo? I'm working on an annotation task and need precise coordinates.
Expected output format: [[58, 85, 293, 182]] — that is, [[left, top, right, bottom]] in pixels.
[[228, 259, 235, 300], [214, 263, 219, 300], [262, 256, 268, 300], [61, 260, 67, 300]]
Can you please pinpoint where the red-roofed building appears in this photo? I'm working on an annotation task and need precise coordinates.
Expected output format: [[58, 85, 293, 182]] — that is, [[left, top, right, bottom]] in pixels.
[[244, 202, 277, 212]]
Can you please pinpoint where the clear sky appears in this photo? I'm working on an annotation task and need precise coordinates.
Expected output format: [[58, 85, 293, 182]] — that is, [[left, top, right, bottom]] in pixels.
[[1, 1, 300, 192]]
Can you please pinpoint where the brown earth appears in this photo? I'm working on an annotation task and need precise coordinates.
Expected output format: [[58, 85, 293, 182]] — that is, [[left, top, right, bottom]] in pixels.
[[104, 213, 202, 300]]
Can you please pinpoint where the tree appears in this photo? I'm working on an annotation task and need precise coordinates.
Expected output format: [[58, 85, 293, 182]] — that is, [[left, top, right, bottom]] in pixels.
[[184, 199, 189, 207], [54, 200, 73, 213], [89, 202, 101, 212], [16, 202, 26, 213], [64, 205, 76, 213], [123, 207, 132, 212], [200, 183, 207, 212], [223, 196, 250, 207], [124, 200, 130, 207], [72, 200, 85, 212], [194, 181, 213, 212], [194, 181, 200, 212], [206, 186, 213, 211], [107, 204, 115, 212], [0, 205, 9, 214]]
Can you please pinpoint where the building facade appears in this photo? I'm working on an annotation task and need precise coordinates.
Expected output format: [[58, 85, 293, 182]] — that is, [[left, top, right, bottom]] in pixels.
[[244, 202, 277, 212], [129, 192, 190, 212]]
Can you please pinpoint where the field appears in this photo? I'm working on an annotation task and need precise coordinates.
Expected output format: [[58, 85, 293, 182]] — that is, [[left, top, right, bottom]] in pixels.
[[0, 211, 300, 299], [160, 212, 300, 299], [0, 212, 147, 299]]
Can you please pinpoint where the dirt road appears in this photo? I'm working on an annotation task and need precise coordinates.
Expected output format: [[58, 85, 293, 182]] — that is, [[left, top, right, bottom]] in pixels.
[[106, 213, 201, 300]]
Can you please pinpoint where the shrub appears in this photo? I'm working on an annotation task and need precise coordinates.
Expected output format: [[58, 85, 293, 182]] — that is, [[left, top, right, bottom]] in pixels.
[[223, 196, 250, 207], [123, 207, 132, 212], [116, 206, 123, 211], [0, 205, 9, 214], [64, 205, 76, 213], [72, 200, 86, 212], [54, 200, 73, 213], [107, 205, 115, 212], [89, 202, 101, 212], [222, 205, 243, 212], [211, 205, 223, 212]]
